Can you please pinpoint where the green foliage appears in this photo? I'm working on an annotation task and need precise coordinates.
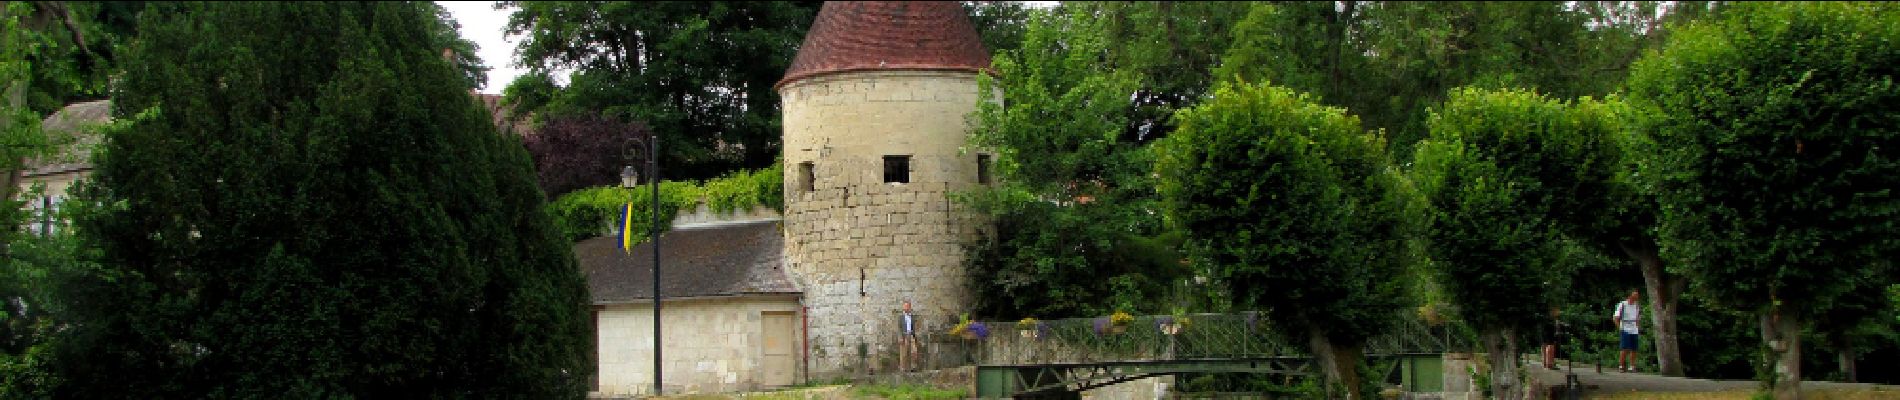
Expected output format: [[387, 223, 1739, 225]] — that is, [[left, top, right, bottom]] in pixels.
[[1625, 1, 1900, 319], [0, 1, 66, 167], [505, 1, 817, 180], [962, 7, 1183, 319], [1053, 1, 1250, 149], [1410, 88, 1622, 334], [1892, 285, 1900, 325], [0, 213, 98, 398], [1072, 1, 1249, 104], [546, 164, 783, 243], [1218, 1, 1716, 157], [1156, 80, 1418, 349], [850, 383, 967, 400], [49, 3, 589, 397], [963, 1, 1031, 55], [1, 3, 117, 395], [702, 163, 783, 213], [1157, 81, 1417, 399], [419, 2, 491, 90], [546, 182, 701, 244], [5, 1, 119, 116]]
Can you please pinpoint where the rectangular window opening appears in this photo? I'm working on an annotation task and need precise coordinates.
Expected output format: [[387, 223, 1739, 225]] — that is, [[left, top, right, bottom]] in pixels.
[[977, 154, 992, 185], [883, 155, 910, 184], [798, 162, 815, 193]]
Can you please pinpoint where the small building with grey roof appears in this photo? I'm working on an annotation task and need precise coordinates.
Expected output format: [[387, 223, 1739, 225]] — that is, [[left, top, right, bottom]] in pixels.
[[577, 207, 803, 397]]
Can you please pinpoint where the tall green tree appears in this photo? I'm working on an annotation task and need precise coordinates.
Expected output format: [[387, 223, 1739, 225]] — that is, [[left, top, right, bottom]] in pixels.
[[1156, 81, 1418, 399], [1410, 88, 1622, 398], [421, 1, 491, 90], [1068, 1, 1248, 144], [0, 2, 103, 394], [503, 1, 818, 180], [1220, 2, 1720, 375], [48, 2, 589, 397], [1218, 1, 1717, 157], [964, 7, 1181, 318], [964, 1, 1032, 55], [1626, 3, 1900, 397], [961, 2, 1252, 318]]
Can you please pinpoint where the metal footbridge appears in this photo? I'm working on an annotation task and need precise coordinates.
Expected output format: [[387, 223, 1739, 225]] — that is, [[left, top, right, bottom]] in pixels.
[[965, 313, 1468, 398]]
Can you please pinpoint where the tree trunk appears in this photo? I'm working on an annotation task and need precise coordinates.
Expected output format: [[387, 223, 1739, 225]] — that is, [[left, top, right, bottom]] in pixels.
[[1836, 336, 1857, 383], [1483, 328, 1521, 400], [1308, 330, 1364, 400], [1759, 308, 1803, 400], [1621, 240, 1686, 377], [2, 80, 25, 202]]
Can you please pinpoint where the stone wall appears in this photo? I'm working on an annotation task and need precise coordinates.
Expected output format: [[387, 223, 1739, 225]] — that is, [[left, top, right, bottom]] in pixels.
[[779, 70, 997, 377], [594, 295, 803, 396]]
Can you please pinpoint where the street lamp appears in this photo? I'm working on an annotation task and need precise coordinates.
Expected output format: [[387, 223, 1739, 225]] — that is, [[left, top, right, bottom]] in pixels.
[[622, 132, 662, 396]]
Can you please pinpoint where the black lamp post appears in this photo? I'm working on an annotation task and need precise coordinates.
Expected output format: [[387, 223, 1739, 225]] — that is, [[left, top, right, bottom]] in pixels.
[[622, 131, 662, 396], [648, 132, 661, 396]]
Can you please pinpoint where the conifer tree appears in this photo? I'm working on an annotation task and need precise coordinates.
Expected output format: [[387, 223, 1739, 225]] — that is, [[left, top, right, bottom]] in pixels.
[[52, 2, 589, 397]]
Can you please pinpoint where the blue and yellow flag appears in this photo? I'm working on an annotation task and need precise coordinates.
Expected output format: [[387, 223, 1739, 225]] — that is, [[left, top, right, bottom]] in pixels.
[[620, 203, 636, 252]]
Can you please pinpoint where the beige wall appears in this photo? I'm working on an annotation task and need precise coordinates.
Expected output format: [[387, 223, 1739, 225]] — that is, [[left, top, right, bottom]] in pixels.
[[18, 170, 87, 200], [594, 295, 803, 396], [16, 170, 87, 234], [778, 70, 996, 377]]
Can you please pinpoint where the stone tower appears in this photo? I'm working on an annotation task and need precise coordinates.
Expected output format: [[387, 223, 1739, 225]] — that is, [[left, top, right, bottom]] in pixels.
[[777, 1, 995, 376]]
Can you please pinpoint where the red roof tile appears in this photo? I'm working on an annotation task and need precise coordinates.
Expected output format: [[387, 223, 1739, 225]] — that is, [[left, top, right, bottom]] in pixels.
[[777, 1, 993, 90]]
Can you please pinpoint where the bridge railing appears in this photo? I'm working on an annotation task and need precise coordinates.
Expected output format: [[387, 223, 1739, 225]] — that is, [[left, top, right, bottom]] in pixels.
[[957, 312, 1471, 366]]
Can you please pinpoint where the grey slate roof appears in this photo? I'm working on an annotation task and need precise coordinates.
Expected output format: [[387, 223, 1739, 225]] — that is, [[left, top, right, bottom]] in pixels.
[[26, 99, 110, 177], [577, 219, 798, 304]]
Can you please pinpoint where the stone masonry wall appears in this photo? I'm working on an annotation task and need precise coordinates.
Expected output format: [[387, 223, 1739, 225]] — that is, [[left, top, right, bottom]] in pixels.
[[595, 295, 802, 396], [779, 70, 996, 377]]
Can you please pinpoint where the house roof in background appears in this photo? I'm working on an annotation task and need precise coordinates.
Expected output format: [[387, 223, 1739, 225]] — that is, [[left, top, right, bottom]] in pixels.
[[577, 219, 798, 304], [25, 99, 110, 178]]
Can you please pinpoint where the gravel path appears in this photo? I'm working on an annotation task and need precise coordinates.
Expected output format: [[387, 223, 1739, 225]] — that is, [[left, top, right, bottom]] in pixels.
[[1526, 358, 1900, 398]]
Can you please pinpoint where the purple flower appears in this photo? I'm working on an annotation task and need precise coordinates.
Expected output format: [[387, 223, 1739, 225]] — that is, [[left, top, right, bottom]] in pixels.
[[1093, 317, 1110, 335], [969, 321, 990, 339]]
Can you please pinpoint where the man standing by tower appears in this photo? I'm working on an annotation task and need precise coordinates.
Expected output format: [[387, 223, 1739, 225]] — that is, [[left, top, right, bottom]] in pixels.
[[1612, 290, 1642, 372], [899, 301, 919, 372]]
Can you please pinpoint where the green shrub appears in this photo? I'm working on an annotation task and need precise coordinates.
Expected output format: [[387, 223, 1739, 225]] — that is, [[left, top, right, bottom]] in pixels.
[[546, 164, 783, 242]]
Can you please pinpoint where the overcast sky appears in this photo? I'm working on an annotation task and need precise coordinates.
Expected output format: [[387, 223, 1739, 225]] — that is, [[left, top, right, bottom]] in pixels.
[[439, 1, 524, 95], [441, 1, 1059, 95]]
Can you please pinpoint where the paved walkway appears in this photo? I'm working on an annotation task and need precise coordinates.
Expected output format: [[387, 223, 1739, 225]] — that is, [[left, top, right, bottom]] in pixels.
[[1526, 359, 1900, 398]]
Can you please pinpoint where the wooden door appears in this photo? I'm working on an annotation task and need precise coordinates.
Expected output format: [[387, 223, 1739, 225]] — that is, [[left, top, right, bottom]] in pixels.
[[761, 311, 798, 387]]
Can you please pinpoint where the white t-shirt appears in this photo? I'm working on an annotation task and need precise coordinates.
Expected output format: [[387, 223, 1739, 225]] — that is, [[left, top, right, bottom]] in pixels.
[[1613, 300, 1641, 334], [902, 313, 914, 335]]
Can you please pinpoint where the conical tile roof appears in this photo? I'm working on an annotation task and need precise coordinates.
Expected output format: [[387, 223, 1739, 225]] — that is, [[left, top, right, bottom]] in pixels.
[[777, 1, 992, 90]]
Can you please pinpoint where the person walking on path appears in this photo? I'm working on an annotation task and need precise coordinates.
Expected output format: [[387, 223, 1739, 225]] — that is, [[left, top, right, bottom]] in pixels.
[[1612, 291, 1642, 372], [1542, 306, 1566, 370]]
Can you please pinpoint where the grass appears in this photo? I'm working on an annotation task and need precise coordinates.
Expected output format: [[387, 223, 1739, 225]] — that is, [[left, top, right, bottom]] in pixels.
[[849, 383, 968, 400], [651, 382, 964, 400], [1593, 388, 1900, 400]]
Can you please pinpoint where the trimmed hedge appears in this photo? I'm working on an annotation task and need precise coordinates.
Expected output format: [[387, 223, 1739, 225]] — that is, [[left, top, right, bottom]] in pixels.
[[547, 164, 783, 243]]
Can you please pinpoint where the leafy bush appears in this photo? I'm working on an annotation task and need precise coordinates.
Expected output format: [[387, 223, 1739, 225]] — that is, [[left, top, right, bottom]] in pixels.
[[545, 164, 783, 242], [701, 163, 783, 213]]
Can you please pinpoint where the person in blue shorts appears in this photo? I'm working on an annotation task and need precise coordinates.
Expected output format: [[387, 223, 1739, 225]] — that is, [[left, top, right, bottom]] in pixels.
[[1611, 290, 1642, 372]]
